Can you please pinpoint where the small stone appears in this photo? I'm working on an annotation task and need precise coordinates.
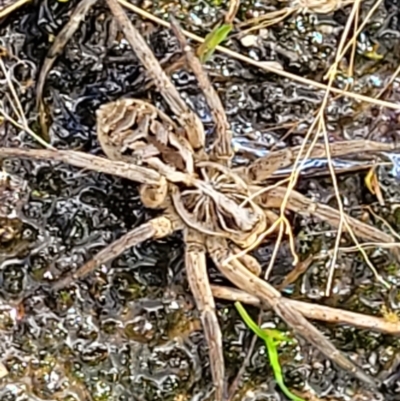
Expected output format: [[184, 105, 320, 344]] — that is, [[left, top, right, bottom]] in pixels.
[[240, 35, 258, 47], [0, 362, 8, 379], [258, 61, 284, 71]]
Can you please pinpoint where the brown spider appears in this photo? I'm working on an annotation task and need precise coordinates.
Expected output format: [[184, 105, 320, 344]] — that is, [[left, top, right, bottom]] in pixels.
[[1, 0, 399, 399]]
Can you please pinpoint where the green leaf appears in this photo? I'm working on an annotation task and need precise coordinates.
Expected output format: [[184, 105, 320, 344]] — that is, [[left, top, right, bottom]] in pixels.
[[197, 23, 232, 63], [264, 328, 294, 344], [235, 302, 306, 401]]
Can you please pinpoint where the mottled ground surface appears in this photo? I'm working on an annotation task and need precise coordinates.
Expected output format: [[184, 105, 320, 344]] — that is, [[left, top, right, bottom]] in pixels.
[[1, 1, 400, 400]]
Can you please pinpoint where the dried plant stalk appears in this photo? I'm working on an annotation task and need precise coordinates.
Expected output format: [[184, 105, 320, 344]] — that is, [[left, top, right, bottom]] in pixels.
[[36, 0, 98, 106], [211, 285, 400, 335]]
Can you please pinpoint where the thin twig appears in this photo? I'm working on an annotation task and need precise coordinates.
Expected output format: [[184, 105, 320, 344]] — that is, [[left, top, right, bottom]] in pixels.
[[0, 0, 30, 18], [277, 255, 314, 291], [319, 0, 389, 295], [227, 333, 258, 401], [0, 57, 52, 149], [225, 0, 240, 24], [324, 0, 384, 80], [237, 7, 295, 34], [36, 0, 98, 108], [376, 64, 400, 100], [34, 0, 400, 112], [365, 205, 400, 242]]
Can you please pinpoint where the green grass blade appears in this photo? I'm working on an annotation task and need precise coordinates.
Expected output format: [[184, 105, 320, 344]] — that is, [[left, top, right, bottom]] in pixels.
[[197, 23, 232, 62], [234, 302, 306, 401]]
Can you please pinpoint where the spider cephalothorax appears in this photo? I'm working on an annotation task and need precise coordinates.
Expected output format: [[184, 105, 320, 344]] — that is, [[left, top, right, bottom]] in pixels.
[[97, 96, 267, 251]]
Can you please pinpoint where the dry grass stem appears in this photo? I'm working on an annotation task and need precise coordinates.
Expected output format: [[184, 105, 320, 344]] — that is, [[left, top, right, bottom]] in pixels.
[[0, 57, 52, 149], [324, 0, 383, 81], [0, 0, 30, 18], [292, 0, 361, 14], [225, 0, 240, 24], [211, 285, 400, 335], [36, 0, 98, 108], [237, 8, 295, 35], [118, 0, 400, 110], [316, 0, 386, 295]]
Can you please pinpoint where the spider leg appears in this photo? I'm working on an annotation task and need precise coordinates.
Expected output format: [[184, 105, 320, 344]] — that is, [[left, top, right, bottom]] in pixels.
[[169, 17, 233, 163], [0, 147, 162, 185], [53, 213, 182, 291], [105, 0, 205, 151], [206, 236, 378, 388], [229, 245, 262, 277], [185, 228, 225, 401], [258, 185, 400, 255], [238, 140, 399, 182]]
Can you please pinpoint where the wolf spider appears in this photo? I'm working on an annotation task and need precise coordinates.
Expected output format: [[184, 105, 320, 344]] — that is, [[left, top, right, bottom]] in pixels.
[[1, 1, 399, 399]]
